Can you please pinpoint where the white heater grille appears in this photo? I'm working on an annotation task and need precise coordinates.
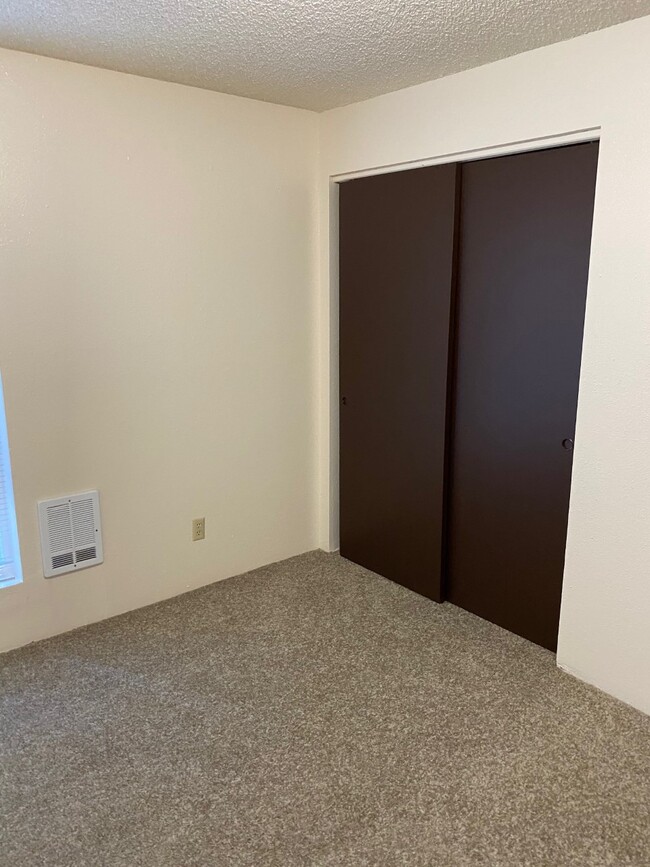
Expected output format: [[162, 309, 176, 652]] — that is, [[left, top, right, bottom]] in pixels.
[[38, 491, 103, 578]]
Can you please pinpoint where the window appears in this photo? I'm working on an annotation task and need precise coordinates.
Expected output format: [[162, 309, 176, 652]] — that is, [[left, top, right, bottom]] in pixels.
[[0, 374, 22, 587]]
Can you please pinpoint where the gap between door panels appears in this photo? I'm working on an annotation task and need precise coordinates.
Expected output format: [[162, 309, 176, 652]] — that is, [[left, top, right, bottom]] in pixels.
[[439, 162, 463, 603]]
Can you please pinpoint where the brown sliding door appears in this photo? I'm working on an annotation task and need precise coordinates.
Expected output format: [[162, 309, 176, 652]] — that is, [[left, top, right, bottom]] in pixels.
[[338, 143, 598, 650], [339, 164, 459, 600], [446, 143, 599, 650]]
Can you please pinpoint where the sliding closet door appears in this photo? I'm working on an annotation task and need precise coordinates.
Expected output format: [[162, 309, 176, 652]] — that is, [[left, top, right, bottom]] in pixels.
[[339, 165, 458, 600], [446, 143, 599, 650]]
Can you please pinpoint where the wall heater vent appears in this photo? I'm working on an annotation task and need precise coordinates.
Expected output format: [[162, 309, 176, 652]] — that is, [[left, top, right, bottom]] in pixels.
[[38, 491, 103, 578]]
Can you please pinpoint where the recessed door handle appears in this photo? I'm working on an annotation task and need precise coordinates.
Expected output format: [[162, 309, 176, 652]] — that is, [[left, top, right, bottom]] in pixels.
[[562, 438, 574, 451]]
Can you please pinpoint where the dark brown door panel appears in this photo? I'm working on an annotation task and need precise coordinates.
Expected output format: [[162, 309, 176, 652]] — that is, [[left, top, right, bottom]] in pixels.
[[446, 143, 599, 650], [339, 164, 459, 600]]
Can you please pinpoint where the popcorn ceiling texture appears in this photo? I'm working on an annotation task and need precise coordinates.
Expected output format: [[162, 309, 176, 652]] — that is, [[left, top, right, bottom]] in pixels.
[[1, 0, 649, 110]]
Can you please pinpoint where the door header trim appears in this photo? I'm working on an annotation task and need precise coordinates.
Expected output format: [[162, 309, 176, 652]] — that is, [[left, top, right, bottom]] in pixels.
[[332, 126, 600, 183]]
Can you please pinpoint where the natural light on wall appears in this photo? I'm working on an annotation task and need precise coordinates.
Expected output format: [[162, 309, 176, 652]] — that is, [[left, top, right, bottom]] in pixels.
[[0, 373, 23, 587]]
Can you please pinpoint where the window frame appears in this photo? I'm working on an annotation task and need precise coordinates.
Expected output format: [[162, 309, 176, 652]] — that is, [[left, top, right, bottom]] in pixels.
[[0, 373, 23, 588]]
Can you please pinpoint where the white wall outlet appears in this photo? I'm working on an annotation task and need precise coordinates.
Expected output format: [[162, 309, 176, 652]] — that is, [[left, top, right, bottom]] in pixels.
[[192, 517, 205, 541]]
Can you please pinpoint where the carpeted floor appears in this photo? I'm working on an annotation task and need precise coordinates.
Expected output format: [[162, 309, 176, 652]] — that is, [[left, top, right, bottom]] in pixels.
[[1, 551, 649, 867]]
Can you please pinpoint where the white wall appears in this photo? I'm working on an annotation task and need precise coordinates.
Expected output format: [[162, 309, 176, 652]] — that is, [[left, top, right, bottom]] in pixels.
[[0, 48, 319, 650], [318, 16, 650, 715]]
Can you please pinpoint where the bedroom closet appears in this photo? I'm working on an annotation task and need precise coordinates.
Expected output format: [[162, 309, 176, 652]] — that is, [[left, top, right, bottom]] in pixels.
[[339, 142, 599, 650]]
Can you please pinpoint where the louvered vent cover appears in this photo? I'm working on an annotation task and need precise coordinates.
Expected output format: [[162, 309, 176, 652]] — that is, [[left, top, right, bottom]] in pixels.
[[38, 491, 103, 578]]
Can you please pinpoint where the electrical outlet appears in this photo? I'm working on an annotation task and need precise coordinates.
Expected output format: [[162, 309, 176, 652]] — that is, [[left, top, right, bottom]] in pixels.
[[192, 517, 205, 541]]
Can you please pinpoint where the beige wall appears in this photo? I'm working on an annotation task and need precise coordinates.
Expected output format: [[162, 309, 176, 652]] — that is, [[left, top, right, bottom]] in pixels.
[[318, 16, 650, 715], [0, 48, 319, 650]]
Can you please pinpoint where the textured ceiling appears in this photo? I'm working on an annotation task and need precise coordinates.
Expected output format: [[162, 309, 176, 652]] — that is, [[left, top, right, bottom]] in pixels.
[[1, 0, 650, 111]]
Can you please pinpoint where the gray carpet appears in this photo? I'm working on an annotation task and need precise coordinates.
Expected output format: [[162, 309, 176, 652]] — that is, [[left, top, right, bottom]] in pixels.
[[1, 551, 649, 867]]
